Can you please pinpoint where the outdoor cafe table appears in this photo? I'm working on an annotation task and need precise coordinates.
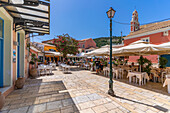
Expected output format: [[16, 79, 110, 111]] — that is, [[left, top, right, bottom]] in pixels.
[[60, 64, 70, 72], [103, 67, 109, 76], [84, 64, 90, 70], [127, 72, 149, 85], [103, 67, 122, 79], [49, 63, 56, 70], [113, 68, 119, 79], [163, 75, 170, 93]]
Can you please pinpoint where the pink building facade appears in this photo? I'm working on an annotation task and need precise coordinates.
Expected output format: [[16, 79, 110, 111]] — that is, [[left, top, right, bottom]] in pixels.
[[123, 10, 170, 65], [78, 38, 97, 53]]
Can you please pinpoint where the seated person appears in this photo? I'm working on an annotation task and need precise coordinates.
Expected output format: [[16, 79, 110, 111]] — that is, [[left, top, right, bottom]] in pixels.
[[131, 62, 135, 66]]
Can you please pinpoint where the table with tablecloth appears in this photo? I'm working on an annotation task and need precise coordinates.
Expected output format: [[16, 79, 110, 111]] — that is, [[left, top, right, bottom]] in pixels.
[[84, 64, 90, 70], [103, 67, 109, 76], [163, 78, 170, 93], [103, 67, 123, 79], [112, 68, 118, 78], [127, 72, 149, 85]]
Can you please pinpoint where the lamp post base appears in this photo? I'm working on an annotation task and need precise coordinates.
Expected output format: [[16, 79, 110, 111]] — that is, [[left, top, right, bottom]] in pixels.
[[108, 89, 115, 96]]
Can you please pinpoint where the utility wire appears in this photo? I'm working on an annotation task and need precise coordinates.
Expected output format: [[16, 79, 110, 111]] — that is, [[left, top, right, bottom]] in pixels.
[[113, 18, 170, 25]]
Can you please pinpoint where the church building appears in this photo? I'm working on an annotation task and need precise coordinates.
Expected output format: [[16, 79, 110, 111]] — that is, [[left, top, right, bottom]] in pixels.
[[123, 10, 170, 66]]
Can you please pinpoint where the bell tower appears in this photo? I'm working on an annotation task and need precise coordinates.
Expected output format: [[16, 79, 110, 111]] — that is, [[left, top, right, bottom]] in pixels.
[[131, 10, 140, 32]]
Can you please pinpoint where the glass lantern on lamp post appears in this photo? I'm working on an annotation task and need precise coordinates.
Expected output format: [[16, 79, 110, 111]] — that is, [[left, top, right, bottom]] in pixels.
[[106, 7, 116, 96]]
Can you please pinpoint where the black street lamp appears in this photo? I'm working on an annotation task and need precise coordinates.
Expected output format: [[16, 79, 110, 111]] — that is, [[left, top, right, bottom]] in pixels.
[[106, 7, 116, 96]]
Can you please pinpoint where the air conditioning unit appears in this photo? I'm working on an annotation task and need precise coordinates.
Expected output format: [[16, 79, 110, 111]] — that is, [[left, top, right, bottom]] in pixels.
[[163, 31, 169, 36]]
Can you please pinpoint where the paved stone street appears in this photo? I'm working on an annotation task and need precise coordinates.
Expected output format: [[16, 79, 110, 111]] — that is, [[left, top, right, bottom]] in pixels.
[[1, 67, 170, 113]]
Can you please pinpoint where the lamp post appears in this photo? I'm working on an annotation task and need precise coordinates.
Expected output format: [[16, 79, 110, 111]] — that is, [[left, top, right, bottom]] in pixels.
[[106, 7, 116, 96]]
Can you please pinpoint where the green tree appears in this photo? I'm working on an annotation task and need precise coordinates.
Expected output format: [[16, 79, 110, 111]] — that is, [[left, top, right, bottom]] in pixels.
[[30, 53, 38, 68], [53, 34, 79, 58]]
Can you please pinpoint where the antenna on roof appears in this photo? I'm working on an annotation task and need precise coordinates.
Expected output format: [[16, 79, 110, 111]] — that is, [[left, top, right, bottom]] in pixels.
[[121, 31, 123, 44]]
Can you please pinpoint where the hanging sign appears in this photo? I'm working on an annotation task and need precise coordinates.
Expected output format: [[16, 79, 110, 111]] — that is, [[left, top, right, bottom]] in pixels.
[[13, 49, 16, 63]]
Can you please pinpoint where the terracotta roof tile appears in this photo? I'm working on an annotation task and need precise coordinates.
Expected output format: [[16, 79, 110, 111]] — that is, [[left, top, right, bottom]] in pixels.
[[78, 38, 91, 41]]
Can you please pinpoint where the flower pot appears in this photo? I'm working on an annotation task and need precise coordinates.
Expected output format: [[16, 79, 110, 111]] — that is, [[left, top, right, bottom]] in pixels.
[[30, 68, 38, 78], [15, 77, 25, 89], [0, 92, 5, 110]]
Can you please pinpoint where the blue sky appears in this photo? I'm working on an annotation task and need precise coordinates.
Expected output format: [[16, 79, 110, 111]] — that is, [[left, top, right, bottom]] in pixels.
[[34, 0, 170, 42]]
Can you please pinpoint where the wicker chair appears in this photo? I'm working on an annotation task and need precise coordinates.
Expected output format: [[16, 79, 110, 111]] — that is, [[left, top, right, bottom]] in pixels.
[[150, 69, 159, 82]]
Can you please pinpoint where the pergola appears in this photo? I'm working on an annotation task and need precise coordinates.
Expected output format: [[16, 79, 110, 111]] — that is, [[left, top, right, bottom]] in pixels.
[[0, 0, 50, 35]]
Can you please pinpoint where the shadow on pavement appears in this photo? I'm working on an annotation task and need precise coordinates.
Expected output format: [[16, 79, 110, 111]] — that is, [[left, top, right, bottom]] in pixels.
[[1, 79, 79, 113], [114, 95, 168, 112], [91, 71, 170, 96]]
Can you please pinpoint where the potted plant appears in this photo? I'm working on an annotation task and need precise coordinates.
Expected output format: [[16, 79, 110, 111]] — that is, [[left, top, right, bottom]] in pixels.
[[137, 56, 152, 74], [0, 92, 5, 110], [159, 57, 168, 69], [15, 77, 25, 89], [137, 56, 145, 72], [125, 60, 128, 65], [29, 53, 38, 78], [104, 61, 108, 67], [15, 65, 26, 89], [143, 58, 152, 75], [113, 60, 118, 67]]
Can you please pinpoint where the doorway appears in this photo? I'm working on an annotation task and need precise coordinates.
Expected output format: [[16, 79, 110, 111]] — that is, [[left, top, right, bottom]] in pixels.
[[17, 32, 20, 78], [0, 18, 4, 87]]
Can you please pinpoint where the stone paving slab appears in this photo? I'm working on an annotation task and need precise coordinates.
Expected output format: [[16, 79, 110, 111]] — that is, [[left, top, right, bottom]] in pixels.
[[0, 66, 170, 113]]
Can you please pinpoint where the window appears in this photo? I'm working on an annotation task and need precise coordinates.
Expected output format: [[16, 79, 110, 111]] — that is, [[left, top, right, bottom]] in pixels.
[[51, 57, 54, 62], [49, 49, 56, 52], [82, 44, 85, 48], [38, 56, 43, 62], [163, 31, 169, 36], [141, 37, 150, 43]]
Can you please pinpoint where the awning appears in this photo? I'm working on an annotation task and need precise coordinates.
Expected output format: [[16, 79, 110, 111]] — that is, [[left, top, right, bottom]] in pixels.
[[44, 51, 61, 56], [76, 52, 86, 57], [30, 46, 41, 53], [85, 45, 110, 56], [112, 40, 170, 56], [0, 0, 50, 35]]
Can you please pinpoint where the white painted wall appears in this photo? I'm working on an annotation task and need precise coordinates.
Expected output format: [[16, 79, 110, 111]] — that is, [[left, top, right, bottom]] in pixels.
[[0, 8, 13, 86]]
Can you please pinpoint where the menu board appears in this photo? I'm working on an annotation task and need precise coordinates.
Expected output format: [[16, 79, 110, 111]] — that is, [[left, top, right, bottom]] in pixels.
[[0, 19, 3, 38]]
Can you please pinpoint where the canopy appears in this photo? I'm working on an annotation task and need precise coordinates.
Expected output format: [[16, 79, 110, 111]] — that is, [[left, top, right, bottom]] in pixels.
[[44, 51, 61, 56], [155, 42, 170, 54], [85, 45, 110, 56], [112, 40, 161, 56], [76, 52, 86, 57], [67, 54, 76, 57], [30, 46, 41, 53], [112, 40, 170, 56]]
